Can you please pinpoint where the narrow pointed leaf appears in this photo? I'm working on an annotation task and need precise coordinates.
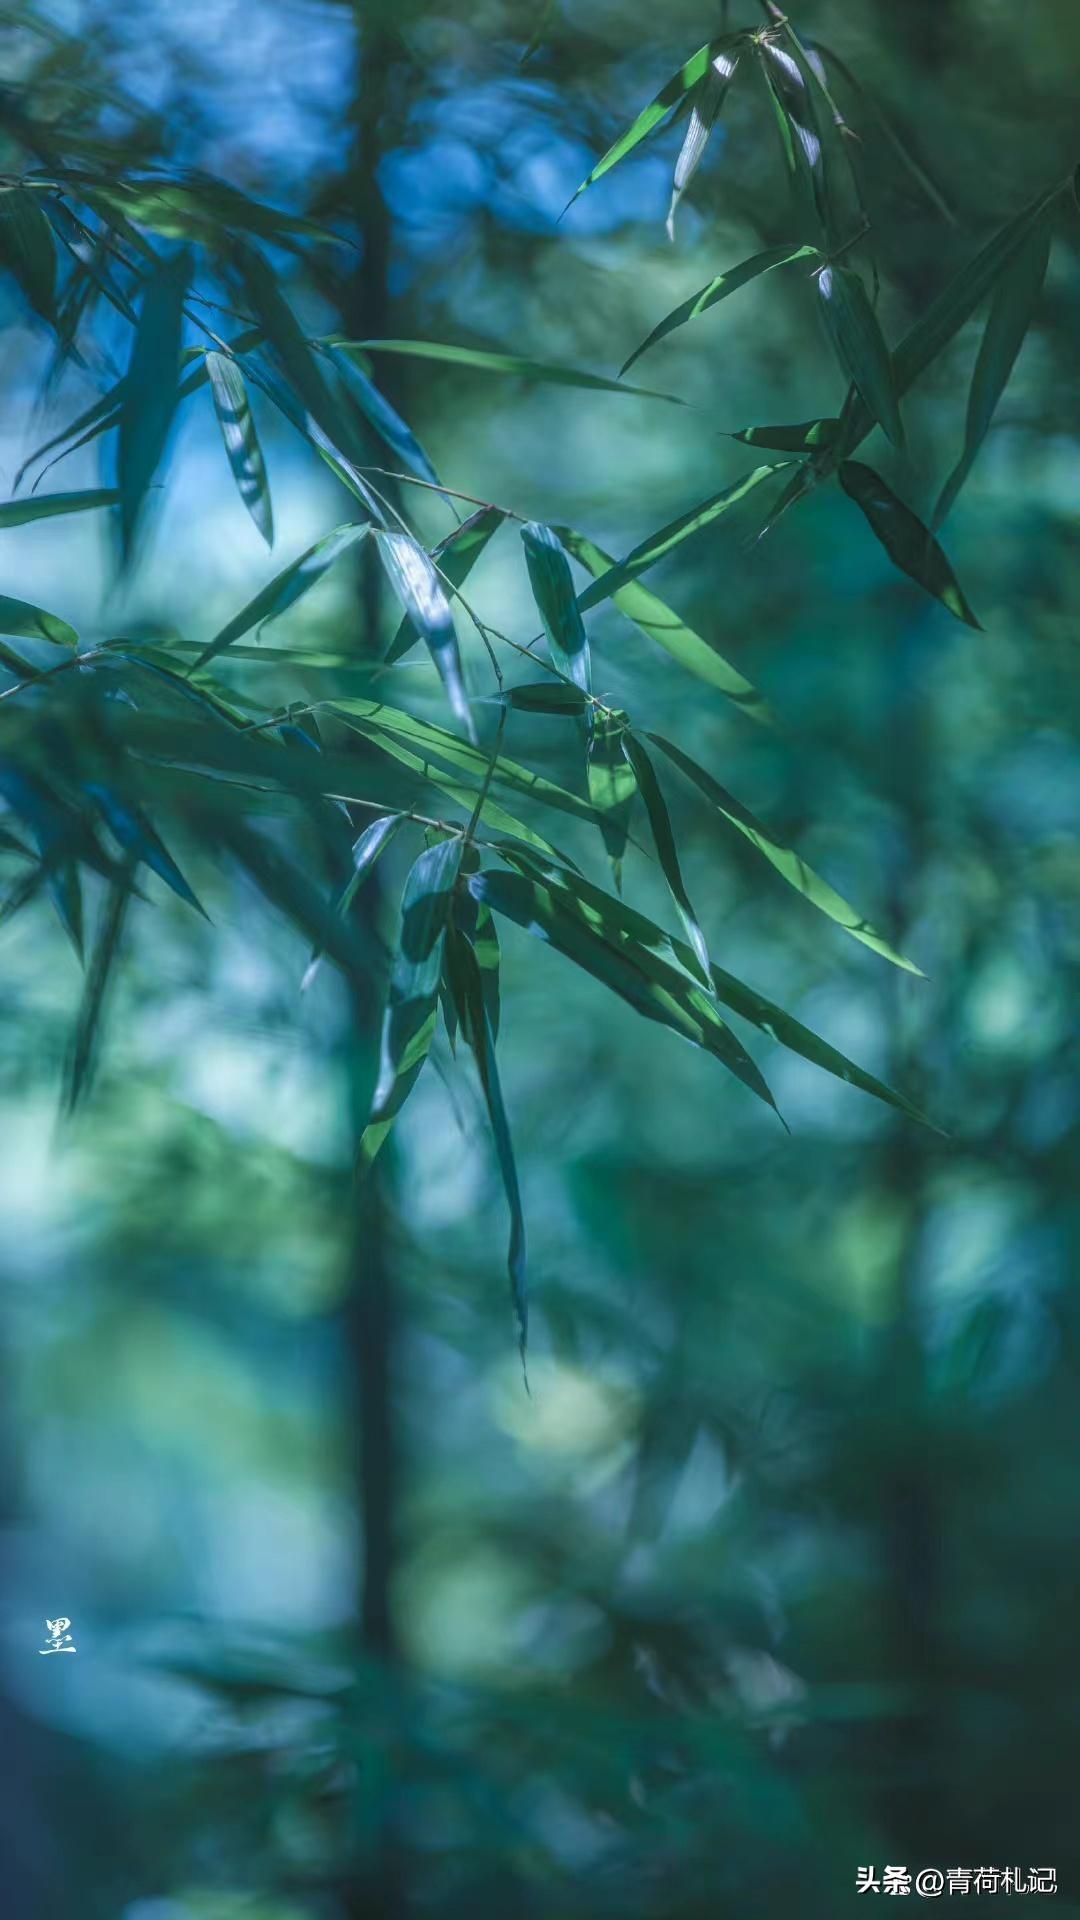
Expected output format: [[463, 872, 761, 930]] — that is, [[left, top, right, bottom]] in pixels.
[[445, 925, 526, 1355], [356, 726, 574, 866], [521, 522, 591, 696], [666, 50, 740, 239], [839, 461, 981, 628], [557, 526, 771, 722], [501, 681, 587, 715], [205, 350, 274, 546], [810, 39, 954, 225], [646, 730, 922, 972], [329, 347, 440, 486], [522, 0, 556, 63], [196, 523, 368, 667], [0, 489, 119, 529], [235, 245, 364, 465], [0, 185, 56, 318], [587, 708, 637, 883], [0, 592, 76, 649], [65, 869, 132, 1111], [570, 33, 744, 204], [331, 338, 682, 404], [759, 41, 829, 236], [87, 786, 202, 911], [373, 529, 475, 742], [470, 861, 779, 1117], [730, 418, 838, 452], [932, 218, 1051, 528], [817, 263, 903, 447], [302, 812, 404, 992], [362, 837, 463, 1165], [118, 246, 191, 557], [622, 732, 711, 985], [577, 465, 791, 610], [623, 243, 816, 374], [387, 506, 505, 666]]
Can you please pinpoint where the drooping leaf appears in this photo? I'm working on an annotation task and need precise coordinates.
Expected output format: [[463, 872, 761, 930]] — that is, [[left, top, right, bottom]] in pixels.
[[235, 244, 361, 463], [622, 243, 817, 374], [386, 506, 506, 665], [444, 924, 526, 1357], [86, 785, 202, 911], [205, 350, 274, 546], [729, 418, 839, 453], [759, 40, 830, 238], [64, 867, 132, 1111], [373, 529, 475, 742], [577, 465, 791, 609], [521, 522, 591, 698], [355, 725, 576, 867], [362, 836, 463, 1165], [83, 177, 337, 250], [646, 731, 922, 972], [587, 707, 637, 885], [569, 33, 744, 205], [327, 345, 440, 486], [0, 185, 56, 319], [117, 246, 191, 558], [330, 337, 683, 405], [557, 526, 771, 723], [0, 488, 119, 529], [622, 731, 711, 985], [302, 811, 404, 993], [195, 523, 368, 667], [666, 49, 740, 240], [816, 262, 903, 448], [470, 860, 779, 1117], [809, 39, 955, 225], [0, 592, 76, 649], [839, 461, 981, 628], [932, 217, 1051, 528]]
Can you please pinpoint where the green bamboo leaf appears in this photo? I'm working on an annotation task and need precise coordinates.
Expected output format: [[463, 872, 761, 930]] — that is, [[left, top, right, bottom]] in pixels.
[[302, 812, 404, 993], [817, 262, 903, 448], [622, 731, 711, 986], [84, 177, 337, 249], [444, 924, 526, 1357], [86, 786, 202, 912], [646, 730, 922, 973], [470, 860, 779, 1117], [729, 418, 839, 452], [0, 592, 76, 649], [522, 0, 557, 63], [0, 488, 119, 528], [354, 725, 575, 867], [362, 837, 463, 1166], [373, 529, 475, 743], [839, 461, 981, 628], [501, 681, 588, 715], [387, 506, 505, 665], [64, 867, 132, 1112], [577, 465, 790, 611], [235, 244, 361, 462], [330, 337, 683, 405], [759, 40, 830, 237], [932, 218, 1051, 529], [195, 523, 368, 667], [570, 33, 744, 204], [809, 39, 955, 225], [328, 346, 440, 486], [521, 522, 591, 696], [0, 185, 56, 319], [587, 707, 637, 885], [118, 246, 191, 558], [556, 525, 772, 722], [666, 50, 740, 240], [622, 243, 817, 375], [205, 350, 274, 547]]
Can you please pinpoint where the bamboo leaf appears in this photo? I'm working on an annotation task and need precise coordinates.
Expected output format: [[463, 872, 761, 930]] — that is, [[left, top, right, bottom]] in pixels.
[[587, 707, 637, 885], [195, 523, 368, 667], [809, 39, 955, 225], [557, 525, 772, 722], [328, 346, 440, 486], [373, 529, 475, 743], [302, 812, 404, 993], [64, 868, 132, 1111], [646, 730, 922, 972], [87, 786, 202, 912], [522, 0, 557, 64], [387, 506, 505, 665], [729, 418, 839, 453], [118, 246, 191, 558], [759, 40, 830, 237], [501, 681, 588, 715], [362, 837, 463, 1165], [817, 262, 903, 448], [235, 244, 361, 462], [932, 218, 1051, 528], [205, 350, 274, 546], [666, 50, 740, 240], [0, 184, 56, 318], [577, 465, 791, 610], [622, 731, 711, 985], [623, 243, 817, 375], [331, 337, 683, 404], [0, 488, 119, 528], [570, 33, 744, 204], [839, 461, 981, 628], [0, 592, 76, 648], [521, 522, 591, 697]]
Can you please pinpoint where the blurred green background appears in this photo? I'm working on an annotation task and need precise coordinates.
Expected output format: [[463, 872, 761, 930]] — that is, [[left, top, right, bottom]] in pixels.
[[1, 1, 1078, 1915]]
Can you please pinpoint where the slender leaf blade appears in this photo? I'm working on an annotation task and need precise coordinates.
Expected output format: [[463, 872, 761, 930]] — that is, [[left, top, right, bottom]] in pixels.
[[196, 523, 368, 667], [362, 837, 463, 1164], [622, 243, 816, 375], [666, 50, 740, 239], [839, 461, 981, 628], [622, 732, 711, 985], [205, 350, 274, 546], [118, 246, 191, 557], [374, 529, 475, 742], [521, 522, 591, 696], [817, 263, 903, 448]]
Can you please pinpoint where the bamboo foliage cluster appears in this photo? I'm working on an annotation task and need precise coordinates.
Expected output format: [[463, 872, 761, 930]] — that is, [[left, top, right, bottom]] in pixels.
[[0, 7, 1066, 1353]]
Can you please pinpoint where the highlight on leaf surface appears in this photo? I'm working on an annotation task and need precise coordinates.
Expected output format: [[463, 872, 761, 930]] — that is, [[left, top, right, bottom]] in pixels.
[[839, 461, 981, 628], [362, 836, 462, 1167], [373, 529, 475, 742], [332, 337, 683, 405], [205, 351, 274, 546], [622, 243, 817, 375], [816, 263, 903, 449], [666, 49, 740, 240], [569, 32, 745, 205], [521, 523, 591, 699]]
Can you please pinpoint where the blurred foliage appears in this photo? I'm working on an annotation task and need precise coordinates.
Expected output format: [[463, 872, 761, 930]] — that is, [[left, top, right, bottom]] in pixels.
[[0, 1, 1077, 1917]]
